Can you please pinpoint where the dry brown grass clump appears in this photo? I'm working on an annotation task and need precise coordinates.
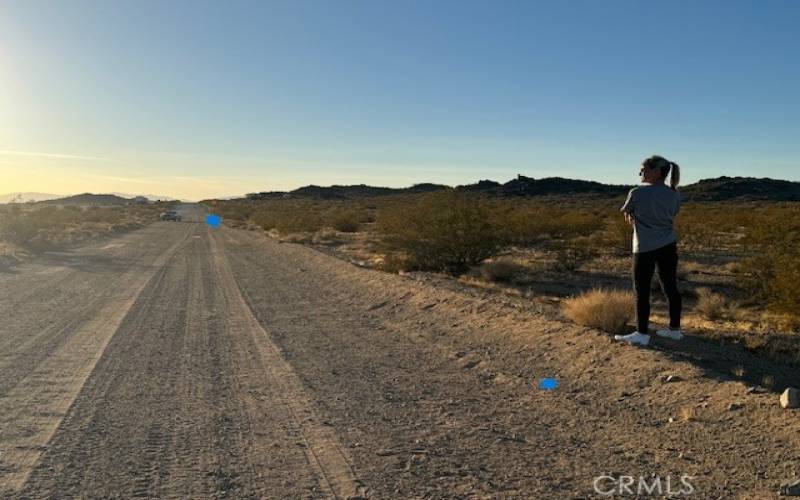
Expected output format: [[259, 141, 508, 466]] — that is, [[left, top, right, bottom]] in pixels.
[[561, 288, 634, 334], [311, 229, 342, 245], [378, 253, 410, 274], [679, 407, 696, 422], [694, 287, 729, 320]]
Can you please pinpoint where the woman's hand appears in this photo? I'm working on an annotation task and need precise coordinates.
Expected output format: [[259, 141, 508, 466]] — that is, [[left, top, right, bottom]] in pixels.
[[624, 212, 636, 226]]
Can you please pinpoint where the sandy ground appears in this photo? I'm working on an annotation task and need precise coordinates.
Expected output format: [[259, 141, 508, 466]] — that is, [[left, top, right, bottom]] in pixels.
[[1, 204, 798, 499]]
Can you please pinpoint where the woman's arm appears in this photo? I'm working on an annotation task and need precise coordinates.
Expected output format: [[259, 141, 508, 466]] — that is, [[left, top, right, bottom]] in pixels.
[[620, 188, 636, 226]]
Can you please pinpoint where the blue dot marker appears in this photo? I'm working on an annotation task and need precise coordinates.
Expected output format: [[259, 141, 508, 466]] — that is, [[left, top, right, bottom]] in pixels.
[[206, 214, 221, 228], [539, 377, 559, 391]]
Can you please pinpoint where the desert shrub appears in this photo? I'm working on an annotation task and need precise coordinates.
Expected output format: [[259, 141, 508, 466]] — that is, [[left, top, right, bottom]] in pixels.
[[553, 242, 597, 272], [275, 209, 324, 234], [600, 215, 633, 255], [377, 190, 502, 273], [694, 287, 729, 320], [676, 204, 757, 249], [550, 211, 605, 239], [216, 202, 254, 221], [491, 201, 604, 245], [738, 214, 800, 316], [479, 259, 527, 283], [0, 205, 76, 249], [561, 288, 634, 334], [81, 207, 126, 224], [329, 209, 361, 232], [0, 205, 37, 246], [0, 204, 151, 251], [251, 209, 278, 230], [248, 201, 325, 234], [767, 255, 800, 315]]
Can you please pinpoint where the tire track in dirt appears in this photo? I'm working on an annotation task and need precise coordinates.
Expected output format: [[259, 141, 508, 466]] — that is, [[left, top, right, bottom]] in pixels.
[[0, 225, 160, 318], [0, 227, 191, 496], [0, 227, 189, 395], [16, 221, 350, 498], [209, 229, 363, 499], [16, 229, 207, 499], [219, 231, 573, 498]]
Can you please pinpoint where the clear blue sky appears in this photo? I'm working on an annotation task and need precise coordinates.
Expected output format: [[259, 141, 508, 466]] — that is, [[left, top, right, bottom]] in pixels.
[[2, 0, 798, 199]]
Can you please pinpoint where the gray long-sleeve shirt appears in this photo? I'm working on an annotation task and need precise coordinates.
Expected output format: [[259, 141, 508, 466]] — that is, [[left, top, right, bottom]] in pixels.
[[620, 183, 681, 253]]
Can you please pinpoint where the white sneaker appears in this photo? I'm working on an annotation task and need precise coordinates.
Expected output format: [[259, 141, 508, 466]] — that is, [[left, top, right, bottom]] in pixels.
[[656, 328, 684, 340], [613, 331, 651, 346]]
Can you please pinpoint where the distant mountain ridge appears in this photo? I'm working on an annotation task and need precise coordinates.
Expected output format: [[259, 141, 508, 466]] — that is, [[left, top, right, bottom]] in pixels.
[[679, 176, 800, 201], [458, 175, 630, 197], [245, 183, 447, 200], [6, 176, 799, 205], [110, 192, 178, 202], [241, 175, 800, 202], [1, 192, 178, 205], [40, 193, 134, 205]]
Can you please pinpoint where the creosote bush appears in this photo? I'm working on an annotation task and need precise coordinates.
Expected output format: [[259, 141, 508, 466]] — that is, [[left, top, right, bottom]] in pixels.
[[377, 190, 502, 273], [738, 212, 800, 317], [329, 209, 362, 232], [478, 259, 528, 283]]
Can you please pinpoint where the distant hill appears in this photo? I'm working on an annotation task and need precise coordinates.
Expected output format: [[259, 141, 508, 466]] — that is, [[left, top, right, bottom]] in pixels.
[[110, 192, 178, 202], [41, 193, 134, 206], [2, 192, 178, 205], [238, 175, 800, 203], [0, 192, 61, 204], [245, 183, 448, 200], [243, 175, 629, 201], [457, 175, 630, 197], [680, 176, 800, 201]]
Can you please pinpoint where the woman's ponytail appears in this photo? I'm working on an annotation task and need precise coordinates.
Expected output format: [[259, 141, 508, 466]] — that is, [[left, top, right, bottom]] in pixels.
[[669, 162, 680, 190]]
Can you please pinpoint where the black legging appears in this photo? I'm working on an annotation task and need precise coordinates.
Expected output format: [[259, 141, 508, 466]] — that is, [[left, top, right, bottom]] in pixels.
[[633, 242, 682, 333]]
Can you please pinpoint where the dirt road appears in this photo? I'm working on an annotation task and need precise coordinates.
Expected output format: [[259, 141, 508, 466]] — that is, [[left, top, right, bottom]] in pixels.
[[1, 205, 798, 499]]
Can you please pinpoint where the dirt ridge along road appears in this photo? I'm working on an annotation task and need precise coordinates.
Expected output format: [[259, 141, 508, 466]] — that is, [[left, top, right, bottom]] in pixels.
[[0, 223, 193, 495]]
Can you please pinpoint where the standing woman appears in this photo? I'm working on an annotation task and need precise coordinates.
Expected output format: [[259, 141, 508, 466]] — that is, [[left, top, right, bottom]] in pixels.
[[614, 155, 683, 346]]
